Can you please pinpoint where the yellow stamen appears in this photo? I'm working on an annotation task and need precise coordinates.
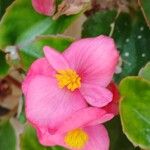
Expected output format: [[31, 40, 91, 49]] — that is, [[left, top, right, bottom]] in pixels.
[[55, 69, 81, 91], [64, 128, 89, 149]]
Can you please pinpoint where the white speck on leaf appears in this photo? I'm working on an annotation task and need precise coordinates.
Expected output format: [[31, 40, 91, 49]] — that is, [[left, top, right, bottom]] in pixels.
[[124, 52, 129, 57], [137, 35, 142, 39], [142, 53, 146, 57], [140, 26, 144, 31], [126, 38, 130, 43], [128, 63, 131, 66]]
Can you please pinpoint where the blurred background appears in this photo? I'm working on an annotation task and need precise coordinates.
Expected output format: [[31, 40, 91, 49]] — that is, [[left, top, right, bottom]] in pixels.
[[0, 0, 150, 150]]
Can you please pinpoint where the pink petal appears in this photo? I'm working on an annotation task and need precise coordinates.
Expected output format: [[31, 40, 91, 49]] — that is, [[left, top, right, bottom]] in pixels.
[[36, 127, 61, 146], [36, 128, 55, 146], [80, 83, 113, 107], [83, 125, 109, 150], [44, 46, 69, 71], [103, 82, 120, 115], [46, 125, 110, 150], [57, 107, 113, 134], [32, 0, 55, 16], [63, 35, 119, 87], [26, 75, 87, 130], [22, 58, 55, 95], [107, 82, 120, 103], [86, 113, 114, 126]]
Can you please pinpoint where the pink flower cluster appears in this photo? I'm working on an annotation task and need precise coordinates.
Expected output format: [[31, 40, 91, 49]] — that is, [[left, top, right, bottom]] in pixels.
[[22, 36, 119, 150]]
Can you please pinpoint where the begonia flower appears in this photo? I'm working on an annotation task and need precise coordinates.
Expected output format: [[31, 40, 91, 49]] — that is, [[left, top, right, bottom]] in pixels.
[[32, 0, 55, 16], [34, 83, 119, 150], [38, 123, 110, 150], [22, 35, 119, 149]]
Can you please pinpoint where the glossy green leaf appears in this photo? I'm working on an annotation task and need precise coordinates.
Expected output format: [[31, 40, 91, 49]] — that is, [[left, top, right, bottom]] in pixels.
[[139, 62, 150, 81], [20, 125, 65, 150], [82, 11, 150, 83], [105, 116, 139, 150], [139, 0, 150, 27], [0, 0, 14, 19], [119, 77, 150, 149], [82, 10, 117, 37], [0, 0, 78, 49], [113, 12, 150, 82], [0, 51, 9, 76], [19, 35, 73, 70], [0, 120, 16, 150]]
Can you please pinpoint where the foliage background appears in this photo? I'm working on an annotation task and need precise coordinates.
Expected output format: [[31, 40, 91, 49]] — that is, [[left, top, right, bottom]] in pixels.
[[0, 0, 150, 150]]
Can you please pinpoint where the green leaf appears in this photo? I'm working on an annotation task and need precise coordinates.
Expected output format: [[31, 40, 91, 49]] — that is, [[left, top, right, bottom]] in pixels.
[[139, 62, 150, 81], [105, 116, 140, 150], [113, 12, 150, 82], [105, 116, 141, 150], [0, 51, 9, 76], [0, 120, 16, 150], [139, 0, 150, 27], [119, 77, 150, 149], [20, 125, 65, 150], [19, 35, 73, 70], [82, 10, 117, 37], [82, 11, 150, 83], [0, 0, 14, 19], [0, 0, 78, 49]]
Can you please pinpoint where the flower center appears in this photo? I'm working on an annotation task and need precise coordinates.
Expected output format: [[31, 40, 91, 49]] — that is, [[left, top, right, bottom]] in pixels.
[[55, 69, 81, 91], [64, 128, 89, 149]]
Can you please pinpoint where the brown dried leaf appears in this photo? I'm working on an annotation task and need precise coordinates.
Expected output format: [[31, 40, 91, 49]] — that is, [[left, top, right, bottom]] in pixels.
[[54, 0, 91, 19]]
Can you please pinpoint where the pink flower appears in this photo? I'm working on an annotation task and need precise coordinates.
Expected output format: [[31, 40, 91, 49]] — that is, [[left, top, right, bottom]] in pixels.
[[22, 35, 119, 149], [35, 82, 119, 150], [38, 123, 110, 150], [32, 0, 55, 16], [103, 82, 120, 115]]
